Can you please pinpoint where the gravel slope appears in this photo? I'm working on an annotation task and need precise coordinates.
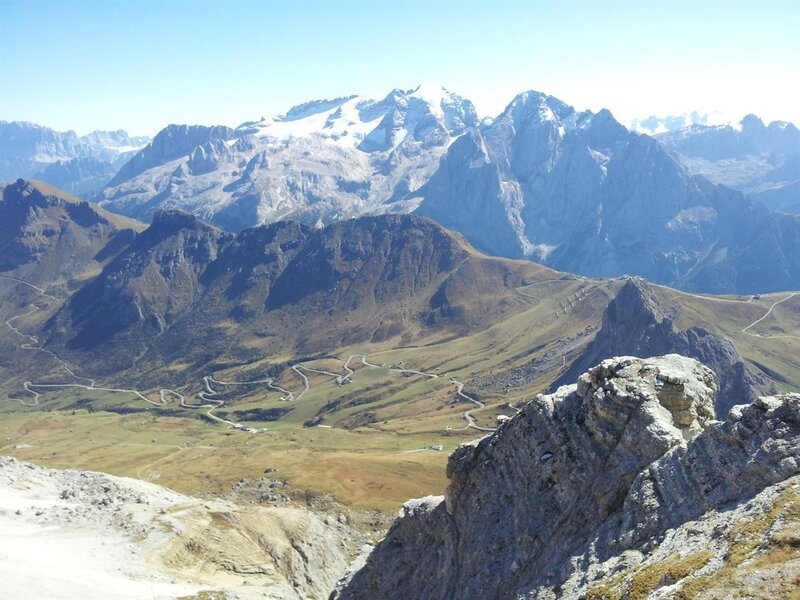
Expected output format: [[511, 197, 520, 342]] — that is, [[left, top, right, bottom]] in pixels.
[[0, 456, 357, 600]]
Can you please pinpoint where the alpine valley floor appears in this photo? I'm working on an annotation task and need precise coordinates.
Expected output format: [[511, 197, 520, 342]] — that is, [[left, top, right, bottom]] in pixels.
[[2, 271, 798, 513]]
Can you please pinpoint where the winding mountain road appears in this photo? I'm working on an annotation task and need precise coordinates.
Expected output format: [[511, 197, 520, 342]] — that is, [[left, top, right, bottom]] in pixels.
[[290, 365, 311, 401], [1, 277, 92, 386], [742, 293, 799, 338], [451, 379, 495, 432], [660, 285, 800, 341], [3, 276, 497, 433], [1, 276, 275, 429], [1, 278, 190, 408], [0, 275, 58, 301], [346, 354, 493, 432], [283, 353, 495, 432]]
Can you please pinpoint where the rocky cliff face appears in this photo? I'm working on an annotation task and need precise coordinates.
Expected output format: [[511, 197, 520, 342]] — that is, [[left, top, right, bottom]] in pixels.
[[335, 355, 800, 600], [416, 94, 800, 294], [555, 279, 774, 416], [107, 124, 235, 187]]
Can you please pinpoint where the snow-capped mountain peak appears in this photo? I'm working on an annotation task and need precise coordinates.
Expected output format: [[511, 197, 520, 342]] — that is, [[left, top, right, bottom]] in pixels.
[[100, 86, 478, 230], [500, 91, 575, 123], [406, 83, 450, 118], [238, 95, 381, 145], [233, 85, 477, 150]]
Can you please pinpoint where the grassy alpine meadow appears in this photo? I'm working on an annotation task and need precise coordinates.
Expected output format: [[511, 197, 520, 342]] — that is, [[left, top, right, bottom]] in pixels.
[[3, 276, 798, 515]]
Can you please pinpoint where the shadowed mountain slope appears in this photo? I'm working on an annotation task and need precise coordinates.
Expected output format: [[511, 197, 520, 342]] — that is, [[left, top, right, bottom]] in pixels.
[[45, 212, 550, 374]]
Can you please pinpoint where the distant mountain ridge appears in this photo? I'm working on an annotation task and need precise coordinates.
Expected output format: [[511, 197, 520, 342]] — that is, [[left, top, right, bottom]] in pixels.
[[630, 111, 729, 135], [90, 86, 800, 293], [657, 115, 800, 213], [34, 157, 118, 197], [0, 121, 150, 195]]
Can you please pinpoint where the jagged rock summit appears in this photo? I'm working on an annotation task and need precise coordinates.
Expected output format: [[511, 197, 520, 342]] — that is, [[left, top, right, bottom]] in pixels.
[[416, 93, 800, 294], [335, 354, 800, 600], [555, 278, 774, 416]]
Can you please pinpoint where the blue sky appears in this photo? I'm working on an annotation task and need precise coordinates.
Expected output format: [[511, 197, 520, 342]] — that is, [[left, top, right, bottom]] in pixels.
[[1, 0, 798, 136]]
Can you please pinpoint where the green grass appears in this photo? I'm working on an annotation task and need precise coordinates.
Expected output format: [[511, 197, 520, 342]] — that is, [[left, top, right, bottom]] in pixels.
[[3, 275, 798, 517], [0, 408, 451, 513], [628, 550, 713, 600]]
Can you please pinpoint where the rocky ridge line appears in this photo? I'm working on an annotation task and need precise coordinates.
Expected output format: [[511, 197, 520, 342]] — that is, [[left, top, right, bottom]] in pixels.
[[335, 354, 800, 600], [555, 278, 774, 416]]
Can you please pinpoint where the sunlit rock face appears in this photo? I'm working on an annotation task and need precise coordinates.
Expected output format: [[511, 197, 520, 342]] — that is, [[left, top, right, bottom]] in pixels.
[[335, 355, 800, 600]]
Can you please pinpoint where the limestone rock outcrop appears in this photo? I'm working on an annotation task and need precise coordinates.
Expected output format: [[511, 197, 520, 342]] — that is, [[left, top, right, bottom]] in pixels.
[[335, 355, 800, 600]]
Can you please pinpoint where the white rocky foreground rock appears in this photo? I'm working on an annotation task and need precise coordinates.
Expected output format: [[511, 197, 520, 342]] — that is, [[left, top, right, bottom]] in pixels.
[[0, 456, 354, 599], [334, 354, 800, 600]]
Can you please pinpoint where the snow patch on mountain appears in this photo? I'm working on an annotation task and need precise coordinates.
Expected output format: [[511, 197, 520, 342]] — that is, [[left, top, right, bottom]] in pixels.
[[99, 85, 479, 229], [242, 96, 384, 145]]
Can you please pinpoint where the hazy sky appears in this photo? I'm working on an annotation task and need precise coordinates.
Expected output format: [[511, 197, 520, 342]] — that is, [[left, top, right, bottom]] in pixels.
[[1, 0, 798, 136]]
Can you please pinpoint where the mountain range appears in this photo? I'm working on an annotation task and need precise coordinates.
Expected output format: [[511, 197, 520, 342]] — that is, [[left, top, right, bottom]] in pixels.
[[0, 121, 150, 195], [3, 87, 800, 295], [93, 86, 800, 294], [657, 114, 800, 214], [2, 178, 796, 416]]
